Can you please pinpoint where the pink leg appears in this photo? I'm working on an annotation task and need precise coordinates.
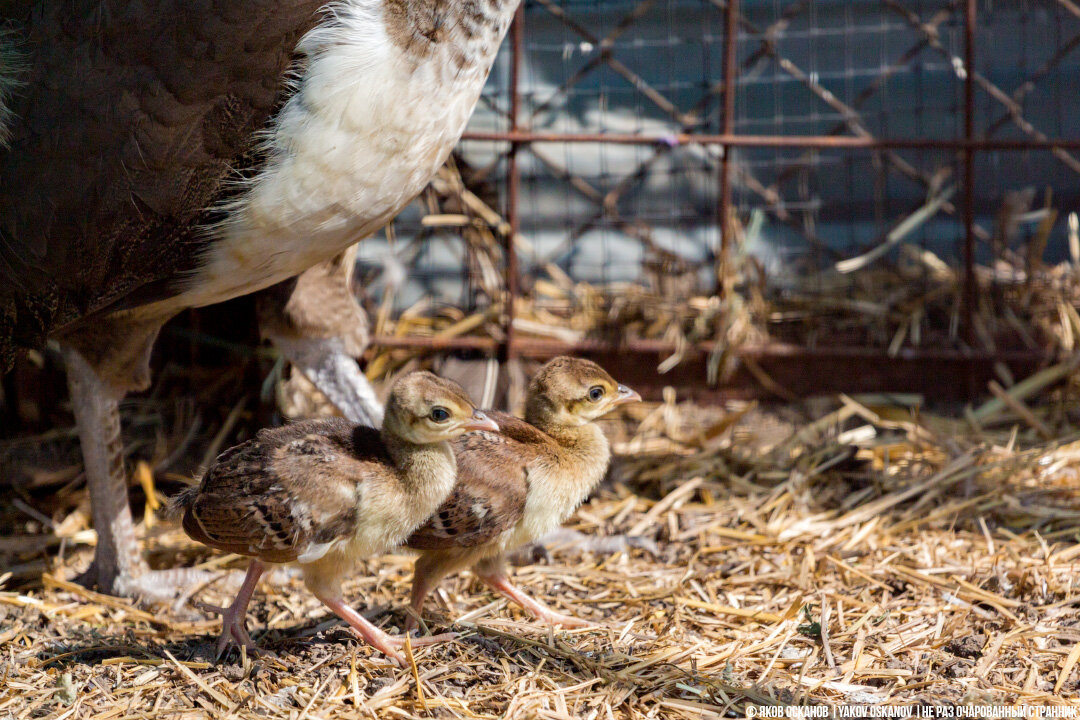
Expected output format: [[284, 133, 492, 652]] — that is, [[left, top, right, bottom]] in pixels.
[[406, 553, 459, 633], [406, 573, 438, 634], [195, 560, 266, 657], [316, 595, 456, 667], [477, 571, 597, 629]]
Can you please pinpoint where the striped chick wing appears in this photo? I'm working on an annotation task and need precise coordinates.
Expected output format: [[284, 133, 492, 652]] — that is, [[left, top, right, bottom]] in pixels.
[[406, 411, 552, 550], [181, 418, 388, 564]]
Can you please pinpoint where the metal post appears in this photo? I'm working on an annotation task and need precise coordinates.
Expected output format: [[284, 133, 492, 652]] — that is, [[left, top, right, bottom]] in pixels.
[[718, 0, 739, 294], [962, 0, 977, 351], [502, 4, 524, 364]]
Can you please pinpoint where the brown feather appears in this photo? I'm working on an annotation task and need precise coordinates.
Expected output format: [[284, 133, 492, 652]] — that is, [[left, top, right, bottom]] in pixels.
[[0, 0, 327, 363], [179, 418, 389, 564], [255, 246, 368, 357], [406, 411, 540, 549]]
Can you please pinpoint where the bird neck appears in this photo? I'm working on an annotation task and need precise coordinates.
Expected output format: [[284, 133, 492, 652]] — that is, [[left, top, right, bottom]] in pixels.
[[530, 414, 612, 473], [518, 418, 612, 535], [381, 431, 458, 498]]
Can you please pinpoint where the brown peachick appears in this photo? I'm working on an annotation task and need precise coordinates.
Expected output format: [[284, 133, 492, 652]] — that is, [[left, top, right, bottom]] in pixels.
[[173, 371, 498, 665], [405, 357, 641, 630]]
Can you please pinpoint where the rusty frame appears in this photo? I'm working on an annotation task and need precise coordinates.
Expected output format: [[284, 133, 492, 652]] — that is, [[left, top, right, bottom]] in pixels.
[[372, 0, 1080, 401]]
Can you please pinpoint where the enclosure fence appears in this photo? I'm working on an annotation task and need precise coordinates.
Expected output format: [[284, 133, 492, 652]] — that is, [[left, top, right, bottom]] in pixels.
[[361, 0, 1080, 400]]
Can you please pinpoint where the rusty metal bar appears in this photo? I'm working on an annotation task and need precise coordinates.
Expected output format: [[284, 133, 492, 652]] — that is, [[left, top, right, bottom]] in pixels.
[[462, 130, 1080, 150], [962, 0, 977, 350], [592, 346, 1046, 402], [372, 334, 1043, 362], [717, 0, 739, 293], [502, 5, 524, 363], [369, 334, 1046, 400]]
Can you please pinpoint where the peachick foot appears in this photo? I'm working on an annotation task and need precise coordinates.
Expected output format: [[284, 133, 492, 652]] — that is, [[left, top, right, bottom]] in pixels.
[[193, 560, 267, 658], [196, 600, 263, 658], [479, 572, 598, 629], [319, 595, 457, 667]]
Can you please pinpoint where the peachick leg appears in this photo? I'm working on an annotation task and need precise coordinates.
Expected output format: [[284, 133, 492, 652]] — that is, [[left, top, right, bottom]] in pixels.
[[316, 595, 456, 667], [406, 553, 462, 633], [476, 570, 597, 629], [195, 560, 266, 657], [406, 577, 438, 634]]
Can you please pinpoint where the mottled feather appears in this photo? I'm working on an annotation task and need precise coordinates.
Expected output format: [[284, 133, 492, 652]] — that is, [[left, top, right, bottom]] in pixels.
[[178, 417, 389, 564], [406, 411, 550, 549]]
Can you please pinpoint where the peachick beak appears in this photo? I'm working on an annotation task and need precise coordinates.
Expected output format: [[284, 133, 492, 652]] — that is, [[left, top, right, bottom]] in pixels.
[[613, 384, 642, 405], [463, 410, 500, 433]]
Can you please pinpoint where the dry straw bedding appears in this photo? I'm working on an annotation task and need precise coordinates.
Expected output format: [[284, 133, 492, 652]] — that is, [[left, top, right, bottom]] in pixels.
[[5, 123, 1080, 720], [3, 391, 1080, 718]]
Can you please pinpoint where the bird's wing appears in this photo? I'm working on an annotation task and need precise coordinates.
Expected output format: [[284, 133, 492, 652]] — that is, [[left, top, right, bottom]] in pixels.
[[406, 412, 552, 550], [0, 0, 325, 360], [182, 419, 386, 564]]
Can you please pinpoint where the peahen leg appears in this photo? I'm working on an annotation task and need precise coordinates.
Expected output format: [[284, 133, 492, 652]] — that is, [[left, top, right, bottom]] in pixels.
[[63, 346, 227, 600], [257, 248, 383, 427], [64, 346, 147, 595], [272, 335, 383, 427]]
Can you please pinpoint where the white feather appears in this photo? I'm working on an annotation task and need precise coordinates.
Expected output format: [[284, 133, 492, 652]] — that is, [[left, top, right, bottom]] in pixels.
[[297, 541, 336, 564], [176, 0, 512, 309]]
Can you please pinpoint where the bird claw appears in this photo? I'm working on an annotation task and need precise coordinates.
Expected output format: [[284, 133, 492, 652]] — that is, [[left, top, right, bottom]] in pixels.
[[346, 628, 407, 667], [214, 621, 268, 661], [193, 599, 228, 615], [343, 627, 456, 667], [392, 631, 458, 648], [194, 599, 267, 661], [535, 610, 599, 630], [219, 626, 266, 661]]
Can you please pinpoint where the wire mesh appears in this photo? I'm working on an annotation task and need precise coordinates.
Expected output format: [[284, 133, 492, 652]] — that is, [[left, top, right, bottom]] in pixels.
[[356, 0, 1080, 395]]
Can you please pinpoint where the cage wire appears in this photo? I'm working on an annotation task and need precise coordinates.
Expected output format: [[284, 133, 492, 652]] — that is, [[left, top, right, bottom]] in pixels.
[[355, 0, 1080, 382]]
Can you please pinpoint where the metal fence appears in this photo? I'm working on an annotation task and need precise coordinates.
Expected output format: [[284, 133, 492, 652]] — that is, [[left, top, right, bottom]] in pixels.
[[358, 0, 1080, 401]]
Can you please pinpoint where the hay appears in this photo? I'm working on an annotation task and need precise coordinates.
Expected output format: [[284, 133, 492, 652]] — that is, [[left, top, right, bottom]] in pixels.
[[364, 174, 1080, 393], [3, 381, 1080, 716], [5, 168, 1080, 717]]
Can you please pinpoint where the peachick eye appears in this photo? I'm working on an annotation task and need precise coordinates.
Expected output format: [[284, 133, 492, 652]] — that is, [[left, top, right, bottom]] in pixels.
[[430, 407, 450, 422], [588, 386, 604, 402]]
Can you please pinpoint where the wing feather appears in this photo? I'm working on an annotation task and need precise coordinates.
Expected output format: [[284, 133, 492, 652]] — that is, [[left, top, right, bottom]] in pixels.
[[0, 1, 326, 365], [406, 411, 553, 550], [179, 418, 388, 564]]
